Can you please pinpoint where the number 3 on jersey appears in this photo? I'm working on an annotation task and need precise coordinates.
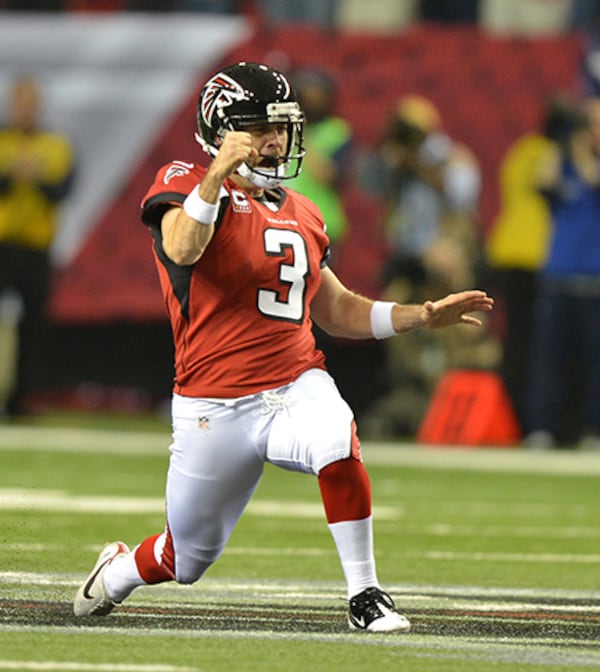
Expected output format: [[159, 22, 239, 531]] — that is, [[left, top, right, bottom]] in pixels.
[[258, 228, 309, 324]]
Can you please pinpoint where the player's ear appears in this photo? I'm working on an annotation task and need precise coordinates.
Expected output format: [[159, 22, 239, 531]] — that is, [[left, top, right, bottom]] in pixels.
[[214, 128, 230, 147]]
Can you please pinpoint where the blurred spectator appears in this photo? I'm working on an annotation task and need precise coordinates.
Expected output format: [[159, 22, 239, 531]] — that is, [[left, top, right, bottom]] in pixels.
[[256, 0, 337, 28], [335, 0, 418, 31], [360, 94, 481, 302], [569, 0, 600, 28], [479, 0, 572, 36], [2, 0, 64, 8], [524, 96, 600, 450], [419, 0, 480, 23], [358, 95, 498, 436], [289, 67, 353, 264], [124, 0, 175, 9], [571, 0, 600, 103], [485, 95, 579, 427], [176, 0, 237, 10], [577, 4, 600, 95], [63, 0, 125, 9], [0, 75, 76, 417]]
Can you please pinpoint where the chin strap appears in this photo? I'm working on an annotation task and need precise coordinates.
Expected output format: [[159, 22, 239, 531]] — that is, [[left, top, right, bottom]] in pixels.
[[195, 132, 217, 158], [236, 162, 282, 189]]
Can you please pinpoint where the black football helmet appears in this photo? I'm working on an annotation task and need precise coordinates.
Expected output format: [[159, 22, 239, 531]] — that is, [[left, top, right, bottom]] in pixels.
[[196, 62, 305, 188]]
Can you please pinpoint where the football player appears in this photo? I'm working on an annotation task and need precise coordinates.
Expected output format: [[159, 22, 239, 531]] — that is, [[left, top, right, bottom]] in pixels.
[[73, 62, 493, 632]]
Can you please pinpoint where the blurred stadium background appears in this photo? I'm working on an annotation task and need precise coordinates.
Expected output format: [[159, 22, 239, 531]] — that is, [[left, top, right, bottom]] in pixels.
[[0, 1, 592, 434], [2, 5, 600, 670]]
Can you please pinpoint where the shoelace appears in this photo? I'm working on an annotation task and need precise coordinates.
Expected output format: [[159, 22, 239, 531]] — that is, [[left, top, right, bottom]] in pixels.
[[350, 588, 395, 619]]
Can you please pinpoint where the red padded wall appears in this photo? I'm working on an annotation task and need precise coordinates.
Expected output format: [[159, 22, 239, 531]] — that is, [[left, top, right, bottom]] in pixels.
[[50, 24, 583, 322]]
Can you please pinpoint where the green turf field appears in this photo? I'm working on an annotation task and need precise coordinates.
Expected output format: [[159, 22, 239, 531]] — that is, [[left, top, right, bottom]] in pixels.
[[0, 419, 599, 671]]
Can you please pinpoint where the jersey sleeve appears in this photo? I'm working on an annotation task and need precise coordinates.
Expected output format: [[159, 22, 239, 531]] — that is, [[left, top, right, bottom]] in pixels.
[[141, 161, 207, 230]]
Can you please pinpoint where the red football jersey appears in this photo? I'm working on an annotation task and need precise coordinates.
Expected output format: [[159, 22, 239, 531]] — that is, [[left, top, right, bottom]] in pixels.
[[141, 160, 329, 397]]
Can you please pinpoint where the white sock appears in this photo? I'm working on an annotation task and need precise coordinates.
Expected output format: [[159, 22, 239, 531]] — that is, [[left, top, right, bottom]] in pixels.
[[328, 516, 379, 599], [103, 548, 146, 603]]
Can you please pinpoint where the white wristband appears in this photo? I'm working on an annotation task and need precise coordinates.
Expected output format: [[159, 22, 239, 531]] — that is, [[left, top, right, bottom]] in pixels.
[[183, 185, 219, 225], [370, 301, 397, 339]]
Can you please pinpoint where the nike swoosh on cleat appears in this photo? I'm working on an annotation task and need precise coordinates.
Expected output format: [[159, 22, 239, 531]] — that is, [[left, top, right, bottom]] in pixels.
[[351, 615, 367, 628], [82, 561, 109, 600]]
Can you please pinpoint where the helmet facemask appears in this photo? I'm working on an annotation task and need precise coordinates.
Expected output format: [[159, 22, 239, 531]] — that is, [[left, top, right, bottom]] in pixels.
[[232, 102, 305, 189], [196, 64, 306, 189]]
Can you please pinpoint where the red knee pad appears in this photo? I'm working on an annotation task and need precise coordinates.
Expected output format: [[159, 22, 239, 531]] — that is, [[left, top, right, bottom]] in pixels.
[[318, 456, 372, 524]]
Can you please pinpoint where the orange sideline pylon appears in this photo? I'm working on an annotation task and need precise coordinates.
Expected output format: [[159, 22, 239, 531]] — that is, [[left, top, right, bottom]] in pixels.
[[417, 370, 521, 447]]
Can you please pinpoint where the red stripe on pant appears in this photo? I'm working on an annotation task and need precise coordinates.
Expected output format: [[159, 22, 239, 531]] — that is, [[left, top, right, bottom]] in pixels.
[[318, 423, 371, 523], [134, 528, 176, 584]]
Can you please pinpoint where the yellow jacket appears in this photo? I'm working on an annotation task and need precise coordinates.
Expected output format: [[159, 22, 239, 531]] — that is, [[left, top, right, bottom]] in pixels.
[[486, 133, 554, 271], [0, 127, 74, 250]]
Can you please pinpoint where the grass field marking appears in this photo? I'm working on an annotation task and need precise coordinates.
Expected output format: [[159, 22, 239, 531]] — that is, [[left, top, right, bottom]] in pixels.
[[414, 549, 600, 564], [1, 543, 334, 559], [1, 484, 591, 525], [392, 643, 600, 669], [3, 425, 600, 475], [155, 585, 600, 615], [3, 576, 600, 665], [4, 571, 600, 602], [401, 498, 590, 519], [3, 543, 68, 552], [365, 442, 600, 475], [0, 572, 339, 593], [1, 625, 599, 668], [0, 488, 163, 514], [223, 546, 332, 557], [390, 582, 600, 601], [0, 487, 401, 520], [399, 522, 600, 539], [0, 662, 196, 671], [0, 571, 80, 586], [8, 521, 600, 548], [0, 426, 168, 455]]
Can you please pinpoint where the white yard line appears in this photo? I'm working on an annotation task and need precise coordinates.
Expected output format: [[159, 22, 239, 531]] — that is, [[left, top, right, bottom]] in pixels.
[[364, 441, 600, 475], [0, 664, 195, 672], [1, 425, 600, 475], [0, 489, 164, 514], [0, 426, 168, 455], [0, 486, 593, 527], [0, 626, 598, 668], [2, 572, 600, 666], [400, 522, 600, 539], [412, 550, 600, 564], [0, 488, 401, 519], [3, 571, 600, 604]]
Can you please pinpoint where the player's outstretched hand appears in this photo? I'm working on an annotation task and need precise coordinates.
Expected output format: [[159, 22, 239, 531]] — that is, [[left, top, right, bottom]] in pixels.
[[422, 290, 494, 329]]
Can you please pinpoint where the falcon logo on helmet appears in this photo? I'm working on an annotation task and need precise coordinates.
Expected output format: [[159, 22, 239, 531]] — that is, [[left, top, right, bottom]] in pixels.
[[195, 62, 306, 189], [200, 73, 246, 131]]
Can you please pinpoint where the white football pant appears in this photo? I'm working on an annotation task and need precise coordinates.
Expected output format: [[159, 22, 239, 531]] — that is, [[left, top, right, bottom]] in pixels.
[[166, 367, 354, 583]]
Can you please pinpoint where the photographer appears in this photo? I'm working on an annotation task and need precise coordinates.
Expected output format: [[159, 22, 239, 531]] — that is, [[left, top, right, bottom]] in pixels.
[[358, 96, 496, 437], [524, 97, 600, 450], [361, 95, 481, 304]]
